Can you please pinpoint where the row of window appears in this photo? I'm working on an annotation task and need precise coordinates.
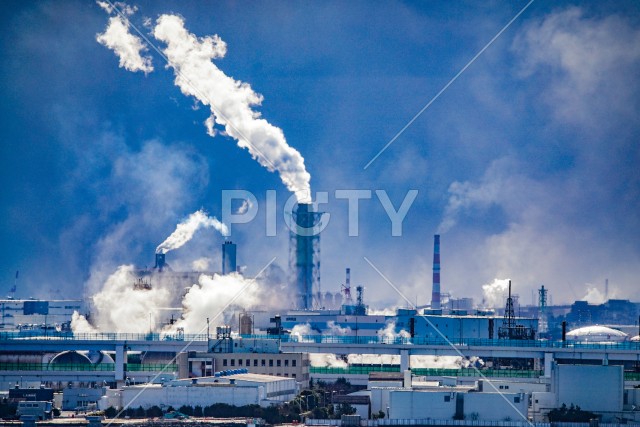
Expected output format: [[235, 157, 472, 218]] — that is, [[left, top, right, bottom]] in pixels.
[[221, 358, 297, 368]]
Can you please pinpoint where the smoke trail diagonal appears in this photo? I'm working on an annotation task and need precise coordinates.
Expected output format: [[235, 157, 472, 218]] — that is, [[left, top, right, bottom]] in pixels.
[[102, 0, 277, 174], [364, 0, 535, 170], [364, 256, 534, 426]]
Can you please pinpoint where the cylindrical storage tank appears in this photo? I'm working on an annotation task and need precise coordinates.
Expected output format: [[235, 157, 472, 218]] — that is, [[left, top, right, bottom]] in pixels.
[[239, 313, 253, 335]]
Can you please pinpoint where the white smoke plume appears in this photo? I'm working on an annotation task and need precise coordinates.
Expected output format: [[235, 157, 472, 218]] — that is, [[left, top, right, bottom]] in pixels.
[[326, 320, 351, 336], [166, 272, 260, 334], [191, 257, 212, 271], [156, 209, 228, 254], [377, 320, 411, 341], [290, 323, 316, 342], [411, 355, 484, 369], [70, 311, 98, 334], [309, 353, 348, 368], [96, 3, 154, 74], [368, 307, 397, 316], [347, 354, 399, 365], [151, 14, 312, 203], [79, 265, 173, 333], [581, 285, 608, 304], [481, 278, 510, 308]]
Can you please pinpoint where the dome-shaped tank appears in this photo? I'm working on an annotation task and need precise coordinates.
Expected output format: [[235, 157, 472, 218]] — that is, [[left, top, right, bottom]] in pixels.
[[566, 325, 628, 342]]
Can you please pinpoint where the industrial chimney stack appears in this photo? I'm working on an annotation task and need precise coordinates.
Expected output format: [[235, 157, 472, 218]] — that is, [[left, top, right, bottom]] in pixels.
[[154, 253, 166, 272], [431, 234, 441, 311], [222, 241, 237, 275], [290, 203, 321, 310]]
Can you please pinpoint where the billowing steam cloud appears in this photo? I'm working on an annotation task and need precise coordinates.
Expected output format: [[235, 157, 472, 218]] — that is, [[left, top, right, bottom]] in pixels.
[[309, 353, 348, 368], [96, 2, 153, 74], [481, 278, 509, 308], [166, 273, 260, 334], [74, 265, 173, 333], [156, 209, 228, 254], [307, 353, 484, 369], [152, 14, 312, 202], [72, 266, 262, 334], [326, 320, 351, 336], [377, 320, 411, 340]]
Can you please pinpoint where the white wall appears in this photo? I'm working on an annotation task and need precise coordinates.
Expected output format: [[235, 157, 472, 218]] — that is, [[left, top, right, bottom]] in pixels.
[[480, 379, 547, 394], [554, 364, 623, 412], [122, 385, 262, 409], [389, 390, 456, 420], [463, 392, 529, 422], [370, 388, 392, 416]]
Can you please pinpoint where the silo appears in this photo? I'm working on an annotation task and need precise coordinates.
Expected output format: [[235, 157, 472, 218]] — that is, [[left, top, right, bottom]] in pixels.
[[239, 312, 253, 335]]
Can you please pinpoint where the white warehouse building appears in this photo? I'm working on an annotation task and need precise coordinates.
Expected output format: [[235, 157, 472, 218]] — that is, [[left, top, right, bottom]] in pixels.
[[121, 373, 297, 409], [388, 389, 528, 422]]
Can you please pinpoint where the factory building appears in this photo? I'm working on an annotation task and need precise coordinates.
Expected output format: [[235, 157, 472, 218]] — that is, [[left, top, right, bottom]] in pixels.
[[181, 352, 310, 386], [121, 373, 297, 409], [0, 299, 83, 331], [349, 372, 530, 422], [388, 388, 528, 421], [179, 329, 310, 387], [531, 363, 627, 422]]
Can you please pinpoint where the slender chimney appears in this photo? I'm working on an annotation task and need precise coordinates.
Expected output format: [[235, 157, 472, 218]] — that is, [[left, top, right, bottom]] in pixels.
[[222, 241, 237, 275], [431, 235, 441, 310]]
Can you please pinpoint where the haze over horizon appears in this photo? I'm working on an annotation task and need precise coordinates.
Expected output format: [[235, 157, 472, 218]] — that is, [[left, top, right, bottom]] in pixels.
[[1, 1, 639, 310]]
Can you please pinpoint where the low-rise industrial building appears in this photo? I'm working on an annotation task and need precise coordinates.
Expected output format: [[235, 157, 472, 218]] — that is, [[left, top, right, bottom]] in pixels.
[[531, 363, 628, 422], [179, 333, 310, 387], [121, 373, 297, 409]]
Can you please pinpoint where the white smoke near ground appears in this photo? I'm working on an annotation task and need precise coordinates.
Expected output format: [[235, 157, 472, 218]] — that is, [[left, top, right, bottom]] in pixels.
[[290, 323, 316, 342], [309, 353, 348, 368], [411, 355, 485, 369], [368, 307, 397, 316], [156, 209, 228, 254], [377, 320, 411, 341], [326, 320, 351, 336], [151, 14, 311, 203], [96, 3, 153, 74], [481, 278, 510, 308], [79, 265, 173, 333], [70, 311, 98, 334], [348, 354, 399, 365], [165, 272, 260, 334]]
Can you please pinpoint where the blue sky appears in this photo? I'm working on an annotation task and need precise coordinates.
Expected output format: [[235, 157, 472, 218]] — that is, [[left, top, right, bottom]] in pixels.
[[1, 0, 639, 308]]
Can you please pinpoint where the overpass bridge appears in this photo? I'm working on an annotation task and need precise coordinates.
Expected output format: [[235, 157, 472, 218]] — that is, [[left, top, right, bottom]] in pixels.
[[1, 332, 638, 381]]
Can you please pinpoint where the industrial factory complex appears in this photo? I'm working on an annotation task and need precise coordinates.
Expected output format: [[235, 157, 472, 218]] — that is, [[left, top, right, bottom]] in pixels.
[[2, 209, 640, 426]]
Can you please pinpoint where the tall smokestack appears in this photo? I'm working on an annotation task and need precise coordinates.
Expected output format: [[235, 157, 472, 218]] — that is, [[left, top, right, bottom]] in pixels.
[[291, 203, 321, 310], [431, 234, 441, 310], [154, 253, 166, 272], [222, 241, 237, 275]]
